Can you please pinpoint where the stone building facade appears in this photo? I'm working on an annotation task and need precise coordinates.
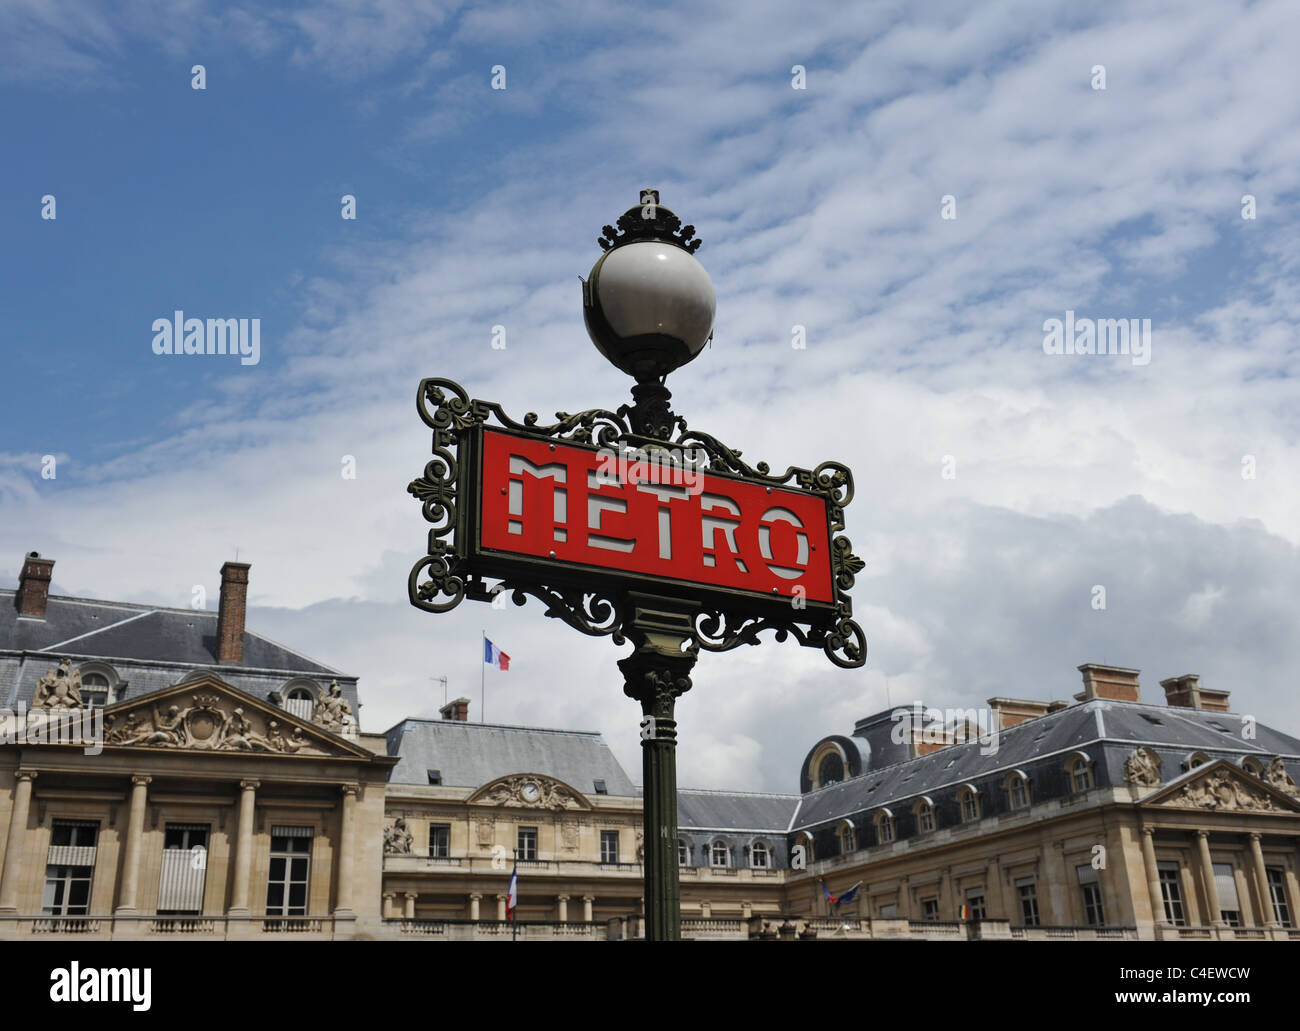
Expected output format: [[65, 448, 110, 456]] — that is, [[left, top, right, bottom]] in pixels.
[[3, 551, 1298, 940]]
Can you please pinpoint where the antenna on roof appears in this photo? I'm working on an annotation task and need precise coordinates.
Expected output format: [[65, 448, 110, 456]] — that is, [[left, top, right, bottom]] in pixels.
[[431, 674, 448, 706]]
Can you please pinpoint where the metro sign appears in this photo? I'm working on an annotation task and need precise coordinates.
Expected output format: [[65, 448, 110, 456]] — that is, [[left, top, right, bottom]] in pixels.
[[409, 377, 865, 667], [470, 428, 834, 608]]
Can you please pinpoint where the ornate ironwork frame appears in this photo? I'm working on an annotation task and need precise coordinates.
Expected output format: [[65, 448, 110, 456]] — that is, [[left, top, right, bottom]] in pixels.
[[407, 377, 867, 669]]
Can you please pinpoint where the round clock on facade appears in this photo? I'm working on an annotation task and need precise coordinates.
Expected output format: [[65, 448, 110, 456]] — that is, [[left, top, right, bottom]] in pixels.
[[521, 781, 540, 802]]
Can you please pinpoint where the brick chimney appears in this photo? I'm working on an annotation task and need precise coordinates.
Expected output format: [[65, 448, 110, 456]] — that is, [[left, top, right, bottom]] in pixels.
[[215, 561, 251, 664], [1076, 663, 1141, 702], [1161, 674, 1230, 712], [15, 552, 54, 618], [987, 697, 1053, 729], [439, 697, 470, 722]]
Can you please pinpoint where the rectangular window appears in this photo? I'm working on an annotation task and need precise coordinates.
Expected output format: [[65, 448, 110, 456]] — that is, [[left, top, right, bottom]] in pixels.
[[593, 780, 607, 795], [1158, 862, 1186, 926], [1016, 878, 1040, 926], [517, 827, 538, 861], [266, 826, 312, 917], [158, 823, 209, 915], [1076, 864, 1105, 926], [965, 887, 986, 921], [600, 830, 619, 864], [429, 823, 450, 859], [43, 820, 99, 917], [1266, 867, 1293, 927], [921, 896, 939, 921], [1213, 863, 1241, 926]]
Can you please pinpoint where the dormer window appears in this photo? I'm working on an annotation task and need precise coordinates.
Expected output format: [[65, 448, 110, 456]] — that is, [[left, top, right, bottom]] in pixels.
[[838, 821, 856, 854], [80, 672, 110, 708], [1005, 770, 1030, 811], [958, 784, 980, 823], [1068, 752, 1095, 793], [914, 797, 935, 833], [875, 809, 895, 844]]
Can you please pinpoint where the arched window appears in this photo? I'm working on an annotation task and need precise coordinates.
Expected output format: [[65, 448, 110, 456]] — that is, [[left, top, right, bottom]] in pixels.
[[1241, 757, 1264, 778], [282, 680, 320, 720], [1005, 770, 1030, 811], [808, 741, 850, 790], [958, 785, 980, 823], [1068, 753, 1094, 792], [1185, 751, 1211, 771], [751, 840, 770, 869], [838, 821, 856, 855], [875, 809, 895, 844], [678, 840, 690, 867], [80, 672, 111, 708], [710, 840, 730, 867], [74, 662, 121, 708], [914, 797, 935, 833], [818, 752, 845, 787]]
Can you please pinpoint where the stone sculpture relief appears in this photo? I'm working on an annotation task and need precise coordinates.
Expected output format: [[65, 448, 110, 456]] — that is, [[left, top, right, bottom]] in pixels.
[[478, 775, 583, 811], [104, 693, 324, 754], [34, 659, 84, 709], [1123, 747, 1162, 787], [384, 817, 414, 855], [1264, 757, 1299, 797], [1171, 769, 1285, 812], [313, 680, 356, 735]]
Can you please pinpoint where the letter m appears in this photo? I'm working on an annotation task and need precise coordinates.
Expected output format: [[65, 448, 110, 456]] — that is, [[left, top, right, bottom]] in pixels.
[[1097, 318, 1129, 355], [206, 318, 240, 355], [102, 969, 131, 1001], [507, 455, 568, 542]]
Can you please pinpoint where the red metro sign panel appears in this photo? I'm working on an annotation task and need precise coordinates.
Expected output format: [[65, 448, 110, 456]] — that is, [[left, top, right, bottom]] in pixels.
[[474, 428, 835, 606]]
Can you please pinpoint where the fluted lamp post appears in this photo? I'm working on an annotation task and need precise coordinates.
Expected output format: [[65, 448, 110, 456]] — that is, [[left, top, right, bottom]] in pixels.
[[584, 189, 715, 941]]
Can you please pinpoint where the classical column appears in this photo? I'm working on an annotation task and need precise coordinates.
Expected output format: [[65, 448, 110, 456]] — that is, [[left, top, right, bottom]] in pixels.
[[0, 770, 37, 912], [1195, 830, 1222, 926], [228, 779, 259, 915], [1139, 827, 1165, 927], [469, 893, 481, 921], [496, 893, 506, 921], [618, 593, 698, 942], [556, 894, 569, 922], [582, 894, 594, 922], [1247, 833, 1277, 927], [404, 893, 416, 919], [382, 892, 396, 919], [115, 775, 152, 913], [334, 784, 358, 915]]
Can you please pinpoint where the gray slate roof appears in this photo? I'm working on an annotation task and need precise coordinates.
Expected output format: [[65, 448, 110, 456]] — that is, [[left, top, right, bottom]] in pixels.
[[678, 789, 800, 832], [791, 697, 1300, 831], [0, 593, 339, 674], [0, 592, 358, 717], [385, 718, 638, 795]]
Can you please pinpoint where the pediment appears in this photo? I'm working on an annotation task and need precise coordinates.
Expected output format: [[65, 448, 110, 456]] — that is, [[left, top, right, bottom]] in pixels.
[[467, 773, 591, 811], [1143, 759, 1300, 814], [99, 674, 371, 759]]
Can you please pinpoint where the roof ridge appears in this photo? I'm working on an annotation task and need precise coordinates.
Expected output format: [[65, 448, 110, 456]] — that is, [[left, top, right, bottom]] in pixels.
[[679, 787, 801, 799], [393, 717, 604, 737]]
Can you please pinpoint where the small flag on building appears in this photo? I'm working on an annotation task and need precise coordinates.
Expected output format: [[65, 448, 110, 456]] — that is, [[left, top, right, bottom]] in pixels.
[[506, 862, 518, 921], [484, 637, 510, 671], [823, 880, 861, 909]]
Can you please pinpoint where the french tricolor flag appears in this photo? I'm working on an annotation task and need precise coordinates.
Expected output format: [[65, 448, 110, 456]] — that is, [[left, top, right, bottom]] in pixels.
[[484, 638, 510, 671]]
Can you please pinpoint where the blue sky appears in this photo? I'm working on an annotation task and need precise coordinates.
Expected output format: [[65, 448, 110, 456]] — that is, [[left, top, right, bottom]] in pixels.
[[2, 0, 1299, 792]]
